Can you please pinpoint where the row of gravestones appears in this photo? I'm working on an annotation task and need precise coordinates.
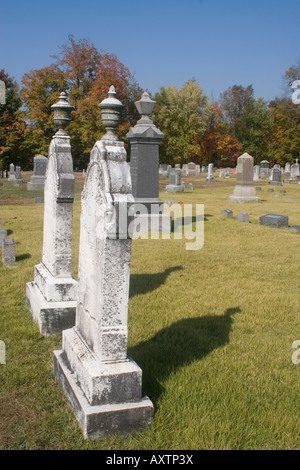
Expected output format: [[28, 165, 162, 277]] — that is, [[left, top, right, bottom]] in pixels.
[[24, 88, 171, 440], [4, 157, 48, 190]]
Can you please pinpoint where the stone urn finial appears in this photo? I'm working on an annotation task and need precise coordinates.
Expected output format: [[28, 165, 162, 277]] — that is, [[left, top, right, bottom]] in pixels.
[[135, 91, 156, 122], [51, 92, 74, 136], [99, 85, 124, 141]]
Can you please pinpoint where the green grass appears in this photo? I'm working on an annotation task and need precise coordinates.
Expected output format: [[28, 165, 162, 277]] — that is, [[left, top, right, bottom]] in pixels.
[[0, 171, 300, 449]]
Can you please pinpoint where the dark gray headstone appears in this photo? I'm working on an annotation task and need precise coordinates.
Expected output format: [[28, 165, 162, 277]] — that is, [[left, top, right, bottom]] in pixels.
[[259, 214, 289, 228]]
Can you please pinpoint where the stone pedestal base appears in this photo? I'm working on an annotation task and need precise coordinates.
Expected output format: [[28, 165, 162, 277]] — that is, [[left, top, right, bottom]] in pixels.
[[26, 263, 77, 336], [27, 176, 45, 191], [53, 327, 154, 439], [229, 185, 260, 203], [166, 184, 185, 193]]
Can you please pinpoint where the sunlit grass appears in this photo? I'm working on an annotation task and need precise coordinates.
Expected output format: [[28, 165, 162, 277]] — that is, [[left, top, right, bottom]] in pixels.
[[0, 172, 300, 449]]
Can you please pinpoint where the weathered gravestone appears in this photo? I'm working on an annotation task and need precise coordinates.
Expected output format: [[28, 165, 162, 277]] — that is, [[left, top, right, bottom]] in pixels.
[[253, 165, 260, 181], [2, 239, 15, 265], [270, 167, 282, 186], [259, 160, 269, 179], [166, 168, 185, 192], [187, 162, 196, 175], [127, 91, 171, 232], [259, 214, 289, 228], [206, 163, 216, 182], [8, 163, 15, 182], [237, 212, 249, 223], [53, 87, 154, 439], [27, 155, 48, 191], [26, 92, 77, 336], [15, 166, 23, 184], [229, 153, 260, 203]]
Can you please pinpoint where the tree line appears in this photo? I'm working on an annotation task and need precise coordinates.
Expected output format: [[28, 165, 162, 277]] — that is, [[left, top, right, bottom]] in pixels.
[[1, 35, 300, 171]]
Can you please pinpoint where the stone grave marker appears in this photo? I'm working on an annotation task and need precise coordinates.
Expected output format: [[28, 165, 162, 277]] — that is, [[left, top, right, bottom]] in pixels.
[[229, 153, 260, 203], [53, 86, 153, 440], [2, 239, 15, 264], [259, 214, 289, 228], [26, 92, 77, 336], [27, 155, 48, 191]]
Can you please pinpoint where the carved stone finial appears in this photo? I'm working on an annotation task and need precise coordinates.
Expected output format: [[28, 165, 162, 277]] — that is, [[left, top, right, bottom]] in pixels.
[[51, 92, 74, 136], [135, 91, 156, 122], [99, 85, 124, 141]]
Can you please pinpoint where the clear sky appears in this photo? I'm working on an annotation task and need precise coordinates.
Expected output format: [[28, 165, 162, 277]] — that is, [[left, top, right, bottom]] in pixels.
[[1, 0, 300, 102]]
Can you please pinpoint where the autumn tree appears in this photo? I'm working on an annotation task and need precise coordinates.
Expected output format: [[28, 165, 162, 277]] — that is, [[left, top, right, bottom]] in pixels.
[[153, 79, 210, 165], [0, 69, 35, 170], [196, 101, 241, 167], [21, 35, 142, 168]]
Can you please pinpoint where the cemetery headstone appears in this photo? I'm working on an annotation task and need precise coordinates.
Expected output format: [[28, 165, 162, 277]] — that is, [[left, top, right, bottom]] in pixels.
[[27, 155, 48, 191], [26, 92, 77, 336], [8, 163, 16, 182], [206, 163, 216, 182], [270, 167, 282, 186], [2, 239, 15, 265], [237, 212, 249, 223], [127, 91, 171, 232], [253, 165, 260, 181], [229, 153, 260, 203], [15, 166, 23, 184], [221, 209, 233, 218], [289, 225, 300, 233], [53, 86, 153, 439], [259, 160, 269, 179], [187, 162, 196, 175], [259, 214, 289, 228], [166, 168, 185, 192]]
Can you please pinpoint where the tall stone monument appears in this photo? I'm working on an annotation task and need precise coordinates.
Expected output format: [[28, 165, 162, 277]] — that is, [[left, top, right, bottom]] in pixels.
[[53, 86, 154, 439], [126, 91, 171, 232], [27, 155, 48, 190], [8, 163, 15, 182], [206, 163, 216, 182], [229, 153, 260, 203], [26, 92, 77, 336]]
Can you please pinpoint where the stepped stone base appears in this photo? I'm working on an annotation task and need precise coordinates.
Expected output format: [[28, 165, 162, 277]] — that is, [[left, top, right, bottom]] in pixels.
[[53, 327, 154, 439]]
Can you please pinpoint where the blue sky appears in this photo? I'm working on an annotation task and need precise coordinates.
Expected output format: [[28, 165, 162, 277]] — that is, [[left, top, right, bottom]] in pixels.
[[1, 0, 300, 102]]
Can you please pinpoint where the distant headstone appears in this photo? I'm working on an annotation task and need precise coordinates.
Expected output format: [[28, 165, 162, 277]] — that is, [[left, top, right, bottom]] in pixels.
[[256, 187, 262, 191], [15, 166, 23, 184], [253, 165, 260, 181], [290, 164, 299, 181], [270, 167, 282, 186], [34, 197, 44, 203], [219, 169, 225, 178], [2, 239, 15, 264], [279, 189, 286, 193], [166, 168, 184, 192], [259, 214, 289, 228], [187, 162, 196, 175], [237, 212, 249, 223], [206, 163, 216, 182], [0, 228, 7, 242], [259, 160, 269, 179], [221, 209, 233, 218], [188, 183, 193, 190], [8, 163, 16, 182], [27, 155, 48, 191], [267, 188, 274, 192], [289, 225, 300, 233], [229, 153, 260, 203]]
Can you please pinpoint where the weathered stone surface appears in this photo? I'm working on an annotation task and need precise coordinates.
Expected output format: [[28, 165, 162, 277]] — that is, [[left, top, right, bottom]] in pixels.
[[289, 225, 300, 233], [2, 238, 15, 264], [27, 155, 48, 190], [26, 110, 77, 336], [259, 214, 289, 228], [221, 210, 233, 218], [237, 212, 249, 223], [54, 87, 154, 439]]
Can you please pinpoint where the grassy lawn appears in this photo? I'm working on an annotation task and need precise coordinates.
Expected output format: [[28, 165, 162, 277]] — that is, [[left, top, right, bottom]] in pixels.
[[0, 170, 300, 450]]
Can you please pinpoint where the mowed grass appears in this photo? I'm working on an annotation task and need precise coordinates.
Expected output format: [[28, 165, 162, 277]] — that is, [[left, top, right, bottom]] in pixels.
[[0, 171, 300, 450]]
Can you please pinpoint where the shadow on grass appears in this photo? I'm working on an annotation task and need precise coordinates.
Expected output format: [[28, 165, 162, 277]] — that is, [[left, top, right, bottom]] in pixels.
[[130, 266, 183, 297], [171, 214, 213, 233], [16, 253, 31, 261], [128, 307, 241, 406]]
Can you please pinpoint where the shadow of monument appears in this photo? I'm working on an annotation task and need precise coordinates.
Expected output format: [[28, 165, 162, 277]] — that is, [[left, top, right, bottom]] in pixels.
[[16, 253, 31, 261], [171, 213, 213, 233], [129, 266, 183, 297], [128, 307, 241, 406]]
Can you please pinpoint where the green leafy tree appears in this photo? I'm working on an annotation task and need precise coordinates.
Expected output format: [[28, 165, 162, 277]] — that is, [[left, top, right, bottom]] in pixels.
[[219, 85, 271, 163], [153, 79, 210, 165]]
